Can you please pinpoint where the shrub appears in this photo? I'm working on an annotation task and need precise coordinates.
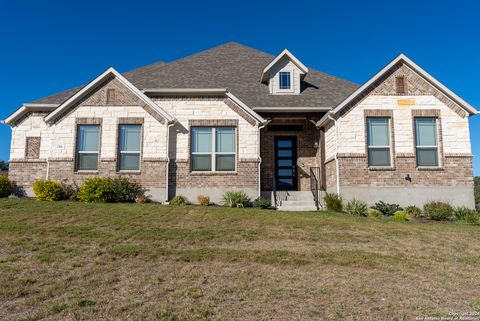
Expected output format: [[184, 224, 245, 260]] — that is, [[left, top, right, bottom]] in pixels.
[[170, 195, 188, 206], [197, 195, 210, 206], [393, 211, 409, 222], [462, 211, 479, 225], [453, 206, 475, 220], [324, 193, 343, 212], [253, 197, 271, 209], [474, 177, 480, 210], [110, 178, 142, 202], [423, 201, 453, 221], [135, 194, 148, 204], [221, 190, 250, 208], [33, 180, 64, 201], [61, 183, 78, 201], [0, 176, 11, 198], [405, 205, 422, 218], [345, 198, 368, 216], [77, 177, 115, 203], [367, 209, 382, 218], [372, 201, 402, 216]]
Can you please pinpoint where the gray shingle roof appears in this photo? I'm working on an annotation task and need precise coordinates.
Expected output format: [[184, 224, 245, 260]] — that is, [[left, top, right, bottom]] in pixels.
[[31, 42, 358, 108]]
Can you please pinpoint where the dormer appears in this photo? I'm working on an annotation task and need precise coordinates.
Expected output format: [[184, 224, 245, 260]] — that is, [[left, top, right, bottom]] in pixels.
[[260, 49, 309, 95]]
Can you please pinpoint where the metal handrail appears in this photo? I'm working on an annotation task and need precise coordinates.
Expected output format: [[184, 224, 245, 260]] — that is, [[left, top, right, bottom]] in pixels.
[[310, 167, 322, 210]]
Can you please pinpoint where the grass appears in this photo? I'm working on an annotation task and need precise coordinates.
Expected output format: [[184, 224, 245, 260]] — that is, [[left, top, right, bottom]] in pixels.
[[0, 199, 480, 320]]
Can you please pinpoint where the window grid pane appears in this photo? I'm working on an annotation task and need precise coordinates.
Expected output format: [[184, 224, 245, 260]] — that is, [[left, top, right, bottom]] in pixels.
[[192, 155, 212, 171], [119, 125, 141, 152], [366, 118, 390, 166], [192, 128, 212, 153], [279, 72, 291, 90], [216, 128, 235, 153], [414, 118, 438, 166]]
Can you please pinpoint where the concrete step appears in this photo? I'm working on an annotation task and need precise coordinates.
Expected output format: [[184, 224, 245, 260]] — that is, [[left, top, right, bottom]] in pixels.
[[277, 205, 318, 211]]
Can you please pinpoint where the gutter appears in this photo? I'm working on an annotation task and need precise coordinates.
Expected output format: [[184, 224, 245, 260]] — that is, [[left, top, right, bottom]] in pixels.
[[165, 119, 177, 202], [253, 106, 332, 113]]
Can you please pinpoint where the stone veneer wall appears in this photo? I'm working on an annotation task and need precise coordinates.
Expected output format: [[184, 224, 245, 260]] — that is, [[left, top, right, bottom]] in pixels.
[[260, 119, 320, 191], [323, 62, 475, 207]]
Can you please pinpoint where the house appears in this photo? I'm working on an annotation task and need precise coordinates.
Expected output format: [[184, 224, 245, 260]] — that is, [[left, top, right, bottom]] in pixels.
[[3, 42, 477, 209]]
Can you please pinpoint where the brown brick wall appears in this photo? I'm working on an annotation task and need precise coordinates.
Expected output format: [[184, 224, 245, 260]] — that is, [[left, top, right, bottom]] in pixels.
[[260, 119, 320, 191], [8, 158, 167, 198], [169, 158, 259, 198], [337, 154, 473, 187]]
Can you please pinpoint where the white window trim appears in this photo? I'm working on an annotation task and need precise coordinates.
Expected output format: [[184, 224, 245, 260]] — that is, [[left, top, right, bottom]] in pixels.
[[118, 124, 143, 172], [275, 69, 295, 94], [414, 117, 440, 168], [191, 127, 237, 172], [366, 117, 393, 168], [76, 125, 101, 172]]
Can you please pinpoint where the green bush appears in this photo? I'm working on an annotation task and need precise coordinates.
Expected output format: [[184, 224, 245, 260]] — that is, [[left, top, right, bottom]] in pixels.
[[170, 195, 188, 206], [77, 177, 115, 203], [404, 205, 422, 218], [221, 190, 250, 208], [345, 198, 367, 216], [453, 206, 475, 220], [423, 201, 453, 221], [110, 178, 142, 202], [324, 193, 343, 212], [372, 201, 402, 216], [393, 211, 409, 222], [253, 197, 271, 209], [0, 176, 11, 198], [367, 209, 382, 218], [462, 211, 479, 225], [32, 180, 64, 201]]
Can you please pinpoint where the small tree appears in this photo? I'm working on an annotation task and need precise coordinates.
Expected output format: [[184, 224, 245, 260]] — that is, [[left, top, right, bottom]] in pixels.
[[0, 160, 8, 171], [474, 176, 480, 210]]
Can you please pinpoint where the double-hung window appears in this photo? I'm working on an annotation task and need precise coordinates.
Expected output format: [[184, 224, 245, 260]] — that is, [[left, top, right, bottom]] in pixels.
[[118, 124, 142, 171], [366, 117, 391, 167], [76, 125, 100, 171], [191, 127, 236, 172], [279, 71, 291, 90], [414, 117, 438, 167]]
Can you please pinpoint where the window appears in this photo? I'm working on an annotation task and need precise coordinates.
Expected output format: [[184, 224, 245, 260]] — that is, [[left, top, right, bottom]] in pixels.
[[76, 125, 100, 171], [118, 124, 142, 171], [414, 117, 438, 167], [366, 117, 391, 166], [191, 127, 236, 171], [396, 76, 406, 95], [279, 71, 291, 90]]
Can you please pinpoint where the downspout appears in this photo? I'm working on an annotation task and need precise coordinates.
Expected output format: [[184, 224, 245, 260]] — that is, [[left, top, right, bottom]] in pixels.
[[165, 119, 176, 202], [46, 123, 56, 180], [327, 113, 340, 195], [256, 119, 271, 198]]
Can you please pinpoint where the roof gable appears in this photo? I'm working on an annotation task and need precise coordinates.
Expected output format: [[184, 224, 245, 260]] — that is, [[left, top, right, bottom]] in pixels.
[[330, 54, 478, 118], [260, 49, 309, 83], [44, 67, 175, 124]]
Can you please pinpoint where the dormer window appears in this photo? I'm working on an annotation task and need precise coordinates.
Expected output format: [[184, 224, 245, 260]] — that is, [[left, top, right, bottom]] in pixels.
[[260, 49, 309, 95], [279, 71, 291, 90]]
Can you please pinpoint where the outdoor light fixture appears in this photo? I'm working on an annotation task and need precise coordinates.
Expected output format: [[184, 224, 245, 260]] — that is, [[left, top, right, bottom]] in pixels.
[[313, 142, 319, 149], [405, 174, 412, 182]]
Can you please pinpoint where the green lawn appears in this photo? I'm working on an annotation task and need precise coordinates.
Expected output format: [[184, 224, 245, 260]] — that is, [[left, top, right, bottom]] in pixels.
[[1, 199, 480, 320]]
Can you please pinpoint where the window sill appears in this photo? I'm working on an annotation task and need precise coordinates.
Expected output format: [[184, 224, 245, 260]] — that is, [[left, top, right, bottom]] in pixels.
[[117, 170, 142, 175], [75, 170, 99, 174], [190, 171, 237, 176], [416, 166, 443, 171], [368, 166, 396, 171]]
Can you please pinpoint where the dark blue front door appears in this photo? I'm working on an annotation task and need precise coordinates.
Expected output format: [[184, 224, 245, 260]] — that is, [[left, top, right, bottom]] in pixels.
[[275, 136, 297, 190]]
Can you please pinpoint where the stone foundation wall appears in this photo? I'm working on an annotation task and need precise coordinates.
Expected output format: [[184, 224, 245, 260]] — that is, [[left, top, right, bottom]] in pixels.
[[169, 158, 259, 203]]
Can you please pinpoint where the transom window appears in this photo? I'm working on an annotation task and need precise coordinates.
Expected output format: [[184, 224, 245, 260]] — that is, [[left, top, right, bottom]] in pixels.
[[191, 127, 236, 171], [279, 71, 291, 90], [118, 124, 142, 171], [414, 117, 438, 167], [366, 117, 391, 167], [76, 125, 100, 171]]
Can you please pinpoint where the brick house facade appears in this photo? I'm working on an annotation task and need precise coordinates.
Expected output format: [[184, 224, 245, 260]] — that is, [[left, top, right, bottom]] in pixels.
[[3, 43, 477, 207]]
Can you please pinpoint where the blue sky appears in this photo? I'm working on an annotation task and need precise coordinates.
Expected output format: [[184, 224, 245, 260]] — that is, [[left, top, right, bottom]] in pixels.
[[0, 0, 479, 174]]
